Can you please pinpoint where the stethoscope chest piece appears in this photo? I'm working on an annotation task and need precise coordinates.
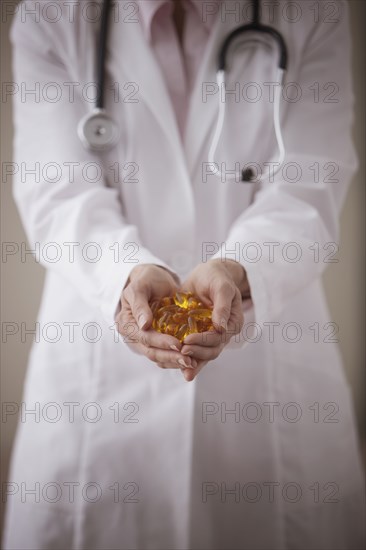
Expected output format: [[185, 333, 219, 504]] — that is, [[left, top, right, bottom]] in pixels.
[[78, 108, 120, 152]]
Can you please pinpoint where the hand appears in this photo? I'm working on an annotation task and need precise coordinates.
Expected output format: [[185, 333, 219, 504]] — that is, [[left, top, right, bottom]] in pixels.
[[116, 264, 196, 370], [179, 259, 250, 381]]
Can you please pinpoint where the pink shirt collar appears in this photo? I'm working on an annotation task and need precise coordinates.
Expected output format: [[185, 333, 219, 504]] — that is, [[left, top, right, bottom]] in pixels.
[[137, 0, 219, 41]]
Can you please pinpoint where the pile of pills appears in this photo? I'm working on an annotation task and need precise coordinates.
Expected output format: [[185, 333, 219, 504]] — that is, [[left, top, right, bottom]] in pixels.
[[151, 292, 214, 342]]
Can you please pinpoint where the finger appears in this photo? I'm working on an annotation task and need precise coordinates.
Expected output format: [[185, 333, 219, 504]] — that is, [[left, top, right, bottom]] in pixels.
[[158, 359, 198, 370], [223, 289, 245, 341], [157, 362, 179, 370], [124, 286, 153, 329], [138, 328, 182, 352], [211, 282, 235, 332], [182, 368, 195, 382], [182, 330, 223, 348], [144, 347, 195, 369], [181, 361, 208, 382], [120, 319, 193, 367], [227, 290, 245, 335], [125, 341, 148, 356], [179, 344, 223, 361], [119, 299, 183, 351], [125, 342, 195, 372]]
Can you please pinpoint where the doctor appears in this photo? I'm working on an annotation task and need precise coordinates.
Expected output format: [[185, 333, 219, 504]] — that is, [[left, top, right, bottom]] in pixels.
[[4, 0, 365, 549]]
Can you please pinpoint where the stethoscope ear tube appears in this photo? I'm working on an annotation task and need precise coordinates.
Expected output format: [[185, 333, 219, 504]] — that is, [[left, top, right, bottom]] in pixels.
[[208, 68, 286, 183], [211, 0, 288, 183], [218, 23, 288, 73]]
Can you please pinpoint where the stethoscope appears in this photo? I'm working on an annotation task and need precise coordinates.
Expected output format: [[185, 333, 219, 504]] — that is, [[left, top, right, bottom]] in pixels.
[[78, 0, 288, 183], [78, 0, 119, 152]]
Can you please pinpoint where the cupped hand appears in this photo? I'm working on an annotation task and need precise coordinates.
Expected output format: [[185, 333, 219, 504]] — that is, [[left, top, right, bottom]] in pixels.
[[179, 259, 250, 381], [116, 264, 196, 370]]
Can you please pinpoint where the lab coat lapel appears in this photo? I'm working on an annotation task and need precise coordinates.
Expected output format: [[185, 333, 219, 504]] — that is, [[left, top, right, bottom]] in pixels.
[[184, 16, 220, 178], [109, 8, 185, 169]]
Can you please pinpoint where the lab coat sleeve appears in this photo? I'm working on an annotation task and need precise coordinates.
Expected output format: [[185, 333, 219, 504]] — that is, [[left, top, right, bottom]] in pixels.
[[211, 2, 357, 326], [10, 11, 176, 326]]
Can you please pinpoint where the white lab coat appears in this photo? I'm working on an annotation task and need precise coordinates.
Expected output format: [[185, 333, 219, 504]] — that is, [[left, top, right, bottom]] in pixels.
[[4, 1, 365, 549]]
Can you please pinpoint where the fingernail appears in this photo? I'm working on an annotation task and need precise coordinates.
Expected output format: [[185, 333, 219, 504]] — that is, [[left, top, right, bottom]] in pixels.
[[220, 320, 228, 331], [184, 370, 194, 382], [178, 358, 193, 369], [182, 349, 193, 356], [138, 315, 147, 329], [170, 345, 180, 352], [192, 359, 198, 368]]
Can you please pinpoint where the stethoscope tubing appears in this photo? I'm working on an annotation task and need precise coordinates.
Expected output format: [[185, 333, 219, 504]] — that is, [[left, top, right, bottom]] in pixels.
[[96, 0, 112, 110], [208, 67, 286, 183]]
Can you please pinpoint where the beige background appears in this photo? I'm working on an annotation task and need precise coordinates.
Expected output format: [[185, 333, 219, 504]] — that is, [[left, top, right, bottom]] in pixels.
[[1, 0, 365, 534]]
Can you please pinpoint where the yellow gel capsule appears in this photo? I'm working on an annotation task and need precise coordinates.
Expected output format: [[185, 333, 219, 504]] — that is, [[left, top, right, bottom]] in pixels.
[[157, 311, 170, 330], [161, 296, 174, 307], [166, 323, 178, 337], [157, 305, 179, 316], [175, 323, 189, 341], [187, 296, 202, 309], [151, 293, 213, 341], [198, 321, 214, 333], [172, 312, 186, 324], [188, 315, 198, 333], [188, 308, 212, 319], [174, 292, 192, 309]]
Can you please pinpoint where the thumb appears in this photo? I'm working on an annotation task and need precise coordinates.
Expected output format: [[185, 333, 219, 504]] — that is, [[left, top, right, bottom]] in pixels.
[[129, 289, 153, 330], [211, 285, 233, 333]]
